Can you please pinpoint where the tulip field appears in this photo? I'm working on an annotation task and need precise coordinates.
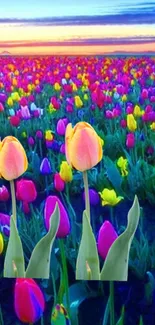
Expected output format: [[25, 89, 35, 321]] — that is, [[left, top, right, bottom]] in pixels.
[[0, 55, 155, 325]]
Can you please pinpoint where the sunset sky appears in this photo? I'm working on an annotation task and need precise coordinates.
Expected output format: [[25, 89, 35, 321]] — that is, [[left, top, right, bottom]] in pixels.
[[0, 0, 155, 55]]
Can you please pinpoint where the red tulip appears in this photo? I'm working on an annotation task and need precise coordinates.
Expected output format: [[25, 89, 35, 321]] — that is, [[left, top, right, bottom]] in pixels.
[[44, 195, 70, 238], [14, 278, 45, 323], [9, 116, 21, 127], [16, 179, 37, 203]]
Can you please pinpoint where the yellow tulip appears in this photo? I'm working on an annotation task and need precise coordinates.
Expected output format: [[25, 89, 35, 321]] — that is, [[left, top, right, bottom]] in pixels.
[[117, 157, 128, 177], [0, 136, 28, 181], [54, 82, 61, 91], [59, 161, 73, 182], [11, 92, 20, 102], [150, 122, 155, 130], [74, 95, 83, 108], [99, 189, 124, 206], [7, 97, 14, 107], [133, 105, 142, 117], [0, 233, 4, 254], [127, 114, 137, 132], [45, 130, 53, 141], [65, 122, 103, 172]]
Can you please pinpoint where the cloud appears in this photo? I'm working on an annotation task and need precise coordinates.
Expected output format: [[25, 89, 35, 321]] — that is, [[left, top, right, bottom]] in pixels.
[[0, 36, 155, 48]]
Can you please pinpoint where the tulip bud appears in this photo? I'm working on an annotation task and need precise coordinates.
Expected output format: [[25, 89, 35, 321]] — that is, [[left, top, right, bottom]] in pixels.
[[14, 278, 45, 323], [56, 119, 66, 136], [54, 173, 65, 192], [0, 213, 10, 236], [126, 133, 135, 148], [83, 189, 99, 206], [97, 220, 118, 259], [0, 185, 10, 201], [40, 158, 52, 175]]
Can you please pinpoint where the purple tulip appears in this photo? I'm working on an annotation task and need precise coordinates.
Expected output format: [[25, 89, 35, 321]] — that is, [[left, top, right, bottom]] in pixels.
[[40, 158, 52, 175], [97, 220, 118, 259], [83, 189, 100, 206], [0, 93, 7, 103], [56, 119, 66, 136], [0, 213, 10, 236]]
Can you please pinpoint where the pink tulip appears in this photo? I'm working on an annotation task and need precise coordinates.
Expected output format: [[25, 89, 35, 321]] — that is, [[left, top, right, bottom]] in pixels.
[[97, 220, 118, 259], [0, 185, 9, 201], [54, 173, 65, 192], [126, 133, 135, 148]]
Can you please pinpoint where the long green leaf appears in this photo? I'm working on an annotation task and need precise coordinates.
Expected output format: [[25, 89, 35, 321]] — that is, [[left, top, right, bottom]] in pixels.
[[76, 210, 100, 280], [100, 195, 140, 280], [116, 306, 125, 325], [25, 203, 60, 278], [3, 215, 25, 277]]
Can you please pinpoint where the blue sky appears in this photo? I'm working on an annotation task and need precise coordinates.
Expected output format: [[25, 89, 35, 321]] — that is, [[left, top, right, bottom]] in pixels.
[[0, 0, 155, 55], [0, 0, 155, 21]]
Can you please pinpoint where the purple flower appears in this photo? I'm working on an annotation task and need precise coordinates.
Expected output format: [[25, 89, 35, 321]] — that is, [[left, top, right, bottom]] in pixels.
[[40, 158, 52, 175], [83, 189, 100, 206]]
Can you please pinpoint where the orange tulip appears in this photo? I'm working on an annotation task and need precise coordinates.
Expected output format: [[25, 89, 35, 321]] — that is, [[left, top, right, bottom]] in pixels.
[[0, 136, 28, 181], [65, 122, 103, 172]]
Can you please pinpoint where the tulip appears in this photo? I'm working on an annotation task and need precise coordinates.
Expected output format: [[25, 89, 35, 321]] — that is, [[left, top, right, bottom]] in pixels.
[[127, 114, 137, 132], [0, 102, 4, 112], [45, 130, 53, 141], [59, 161, 73, 183], [16, 179, 37, 203], [54, 173, 65, 192], [65, 122, 103, 172], [40, 158, 52, 175], [9, 115, 21, 127], [0, 213, 10, 236], [14, 278, 45, 323], [0, 232, 4, 254], [44, 195, 70, 238], [99, 189, 123, 206], [56, 119, 66, 136], [0, 136, 28, 181], [97, 221, 118, 259], [36, 130, 43, 139], [60, 143, 66, 155], [117, 156, 128, 177], [28, 136, 35, 147], [0, 185, 10, 201], [120, 119, 127, 128], [83, 189, 100, 206], [126, 133, 135, 148]]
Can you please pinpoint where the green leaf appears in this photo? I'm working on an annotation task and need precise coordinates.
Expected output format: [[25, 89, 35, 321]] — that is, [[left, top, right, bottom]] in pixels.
[[25, 203, 60, 278], [76, 210, 100, 280], [100, 195, 140, 281], [3, 215, 25, 278], [116, 306, 125, 325], [104, 156, 122, 191], [63, 282, 96, 325]]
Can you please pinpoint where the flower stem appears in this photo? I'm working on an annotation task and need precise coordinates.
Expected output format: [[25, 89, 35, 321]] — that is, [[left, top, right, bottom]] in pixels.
[[109, 281, 115, 325], [0, 304, 4, 325], [82, 171, 90, 222], [10, 180, 17, 225], [58, 238, 70, 318], [110, 207, 114, 226]]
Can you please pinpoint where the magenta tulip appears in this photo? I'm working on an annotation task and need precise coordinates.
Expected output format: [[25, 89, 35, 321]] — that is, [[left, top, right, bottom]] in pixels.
[[44, 195, 70, 238], [97, 220, 118, 259]]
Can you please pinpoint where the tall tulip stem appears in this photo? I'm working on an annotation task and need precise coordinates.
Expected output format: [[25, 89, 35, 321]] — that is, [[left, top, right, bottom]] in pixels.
[[83, 171, 90, 222], [10, 180, 17, 225], [110, 281, 115, 325], [58, 238, 70, 318]]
